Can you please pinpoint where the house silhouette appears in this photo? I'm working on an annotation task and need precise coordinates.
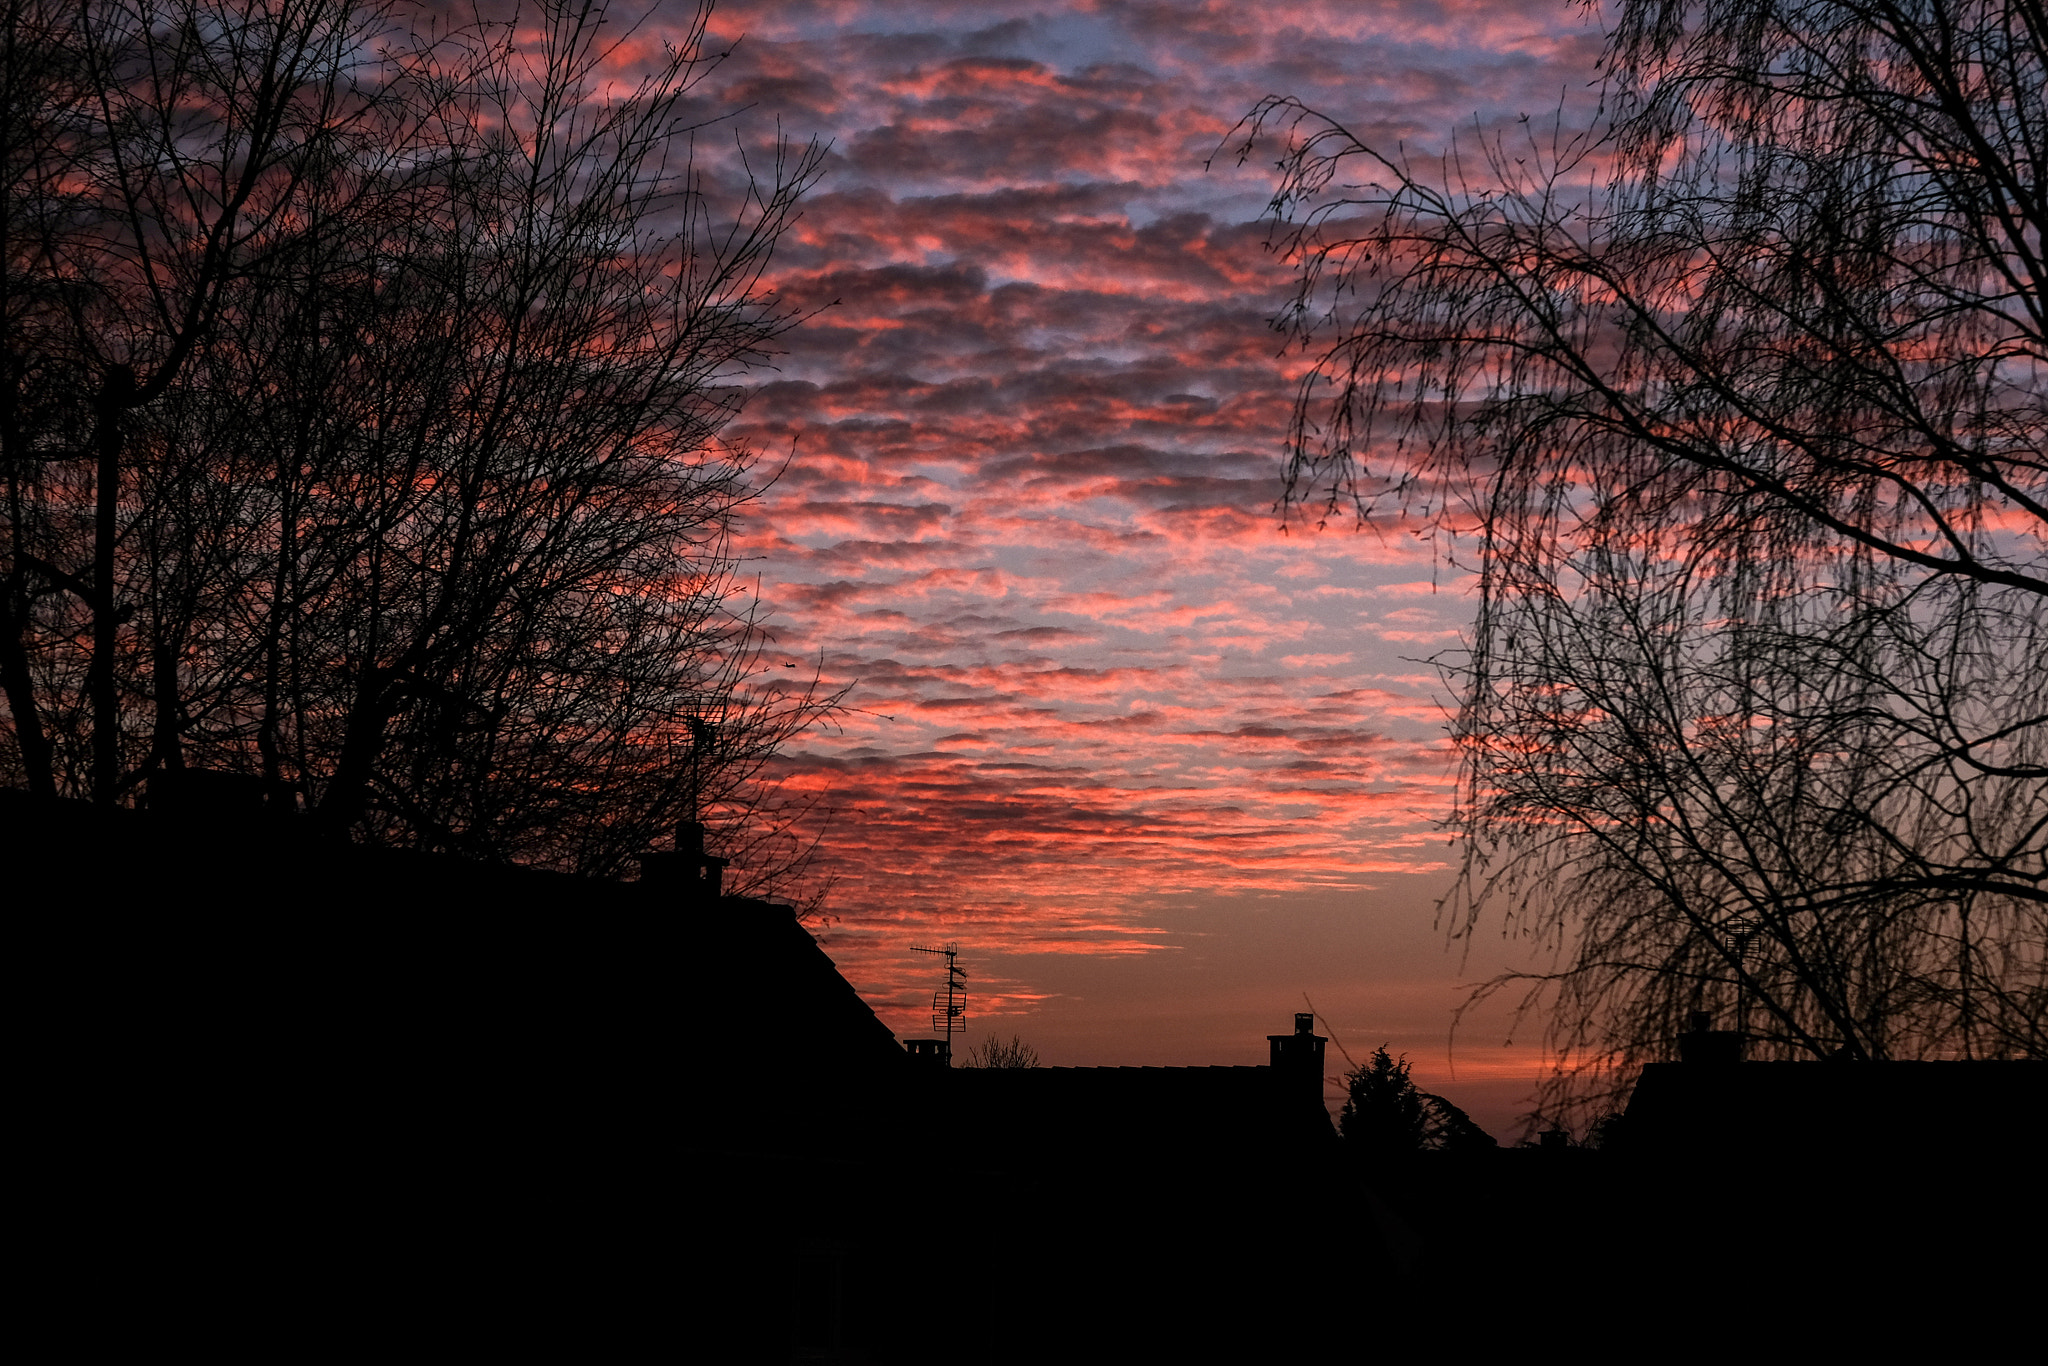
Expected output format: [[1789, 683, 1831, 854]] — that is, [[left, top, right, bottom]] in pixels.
[[923, 1012, 1334, 1165], [23, 781, 2036, 1354], [6, 784, 1377, 1361]]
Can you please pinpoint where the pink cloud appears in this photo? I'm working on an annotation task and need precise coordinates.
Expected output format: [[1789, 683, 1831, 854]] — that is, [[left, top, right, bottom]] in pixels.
[[592, 0, 1610, 1041]]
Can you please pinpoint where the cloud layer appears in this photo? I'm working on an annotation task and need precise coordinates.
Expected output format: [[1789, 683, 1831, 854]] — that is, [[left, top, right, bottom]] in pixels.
[[670, 0, 1598, 1036]]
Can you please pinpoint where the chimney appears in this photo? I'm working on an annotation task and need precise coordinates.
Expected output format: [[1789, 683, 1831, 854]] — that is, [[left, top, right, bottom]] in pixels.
[[1268, 1012, 1326, 1104], [637, 818, 729, 902], [904, 1038, 951, 1069], [148, 768, 298, 825], [1678, 1009, 1744, 1065]]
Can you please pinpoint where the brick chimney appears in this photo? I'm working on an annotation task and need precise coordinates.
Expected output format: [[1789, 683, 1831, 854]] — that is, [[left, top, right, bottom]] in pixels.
[[1268, 1012, 1326, 1104], [1677, 1009, 1744, 1065], [637, 819, 729, 903], [904, 1038, 951, 1069]]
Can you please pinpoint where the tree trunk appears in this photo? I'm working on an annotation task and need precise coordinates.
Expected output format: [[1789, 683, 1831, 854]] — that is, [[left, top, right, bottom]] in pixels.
[[87, 365, 135, 804], [151, 621, 184, 777], [0, 587, 55, 798], [2, 384, 56, 797], [316, 668, 396, 839]]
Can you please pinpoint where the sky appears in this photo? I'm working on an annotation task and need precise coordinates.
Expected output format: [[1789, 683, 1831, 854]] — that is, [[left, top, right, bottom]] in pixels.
[[666, 0, 1610, 1137]]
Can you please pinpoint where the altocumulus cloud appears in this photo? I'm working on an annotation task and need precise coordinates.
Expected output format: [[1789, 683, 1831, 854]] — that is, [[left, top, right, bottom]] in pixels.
[[619, 0, 1597, 1031]]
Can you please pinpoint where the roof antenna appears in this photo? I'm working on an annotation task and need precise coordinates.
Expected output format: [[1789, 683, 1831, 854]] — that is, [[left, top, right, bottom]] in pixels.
[[684, 716, 715, 823], [1304, 992, 1357, 1070], [636, 717, 727, 900], [910, 942, 966, 1064]]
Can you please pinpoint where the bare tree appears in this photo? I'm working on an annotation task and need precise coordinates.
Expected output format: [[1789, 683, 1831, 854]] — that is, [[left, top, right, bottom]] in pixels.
[[4, 0, 395, 801], [2, 0, 841, 887], [1229, 0, 2047, 1115], [1451, 535, 2047, 1098], [960, 1035, 1041, 1069]]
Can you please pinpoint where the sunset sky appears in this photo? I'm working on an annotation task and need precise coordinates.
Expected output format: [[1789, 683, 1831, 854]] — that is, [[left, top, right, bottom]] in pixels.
[[677, 0, 1607, 1135]]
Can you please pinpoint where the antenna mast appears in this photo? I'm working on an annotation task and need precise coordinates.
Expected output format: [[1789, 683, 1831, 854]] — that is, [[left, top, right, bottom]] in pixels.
[[910, 942, 966, 1063]]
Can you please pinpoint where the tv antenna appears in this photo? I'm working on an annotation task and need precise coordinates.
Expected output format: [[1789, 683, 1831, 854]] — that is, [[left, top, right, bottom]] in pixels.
[[911, 942, 966, 1061], [683, 717, 715, 821], [1719, 915, 1762, 1038]]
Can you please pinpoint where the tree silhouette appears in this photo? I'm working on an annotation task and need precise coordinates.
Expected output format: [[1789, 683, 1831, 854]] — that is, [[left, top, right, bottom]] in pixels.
[[1, 1, 839, 884], [1231, 0, 2047, 1115], [1340, 1047, 1496, 1156], [960, 1035, 1040, 1069]]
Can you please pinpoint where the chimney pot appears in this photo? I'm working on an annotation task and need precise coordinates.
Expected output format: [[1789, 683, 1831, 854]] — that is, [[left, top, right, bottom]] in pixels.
[[637, 819, 728, 900], [1269, 1013, 1326, 1106], [1678, 1009, 1744, 1065], [905, 1038, 951, 1068]]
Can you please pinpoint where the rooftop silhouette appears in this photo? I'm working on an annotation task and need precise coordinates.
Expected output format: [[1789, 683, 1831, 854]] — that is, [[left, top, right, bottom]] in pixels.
[[11, 784, 2042, 1359]]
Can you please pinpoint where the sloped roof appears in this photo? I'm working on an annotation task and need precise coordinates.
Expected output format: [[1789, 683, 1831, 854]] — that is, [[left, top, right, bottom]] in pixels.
[[936, 1063, 1336, 1171], [1620, 1059, 2047, 1157], [5, 790, 905, 1158]]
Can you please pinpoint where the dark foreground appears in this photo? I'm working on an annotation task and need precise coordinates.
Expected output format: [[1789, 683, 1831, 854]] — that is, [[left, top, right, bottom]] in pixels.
[[10, 791, 2042, 1360]]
